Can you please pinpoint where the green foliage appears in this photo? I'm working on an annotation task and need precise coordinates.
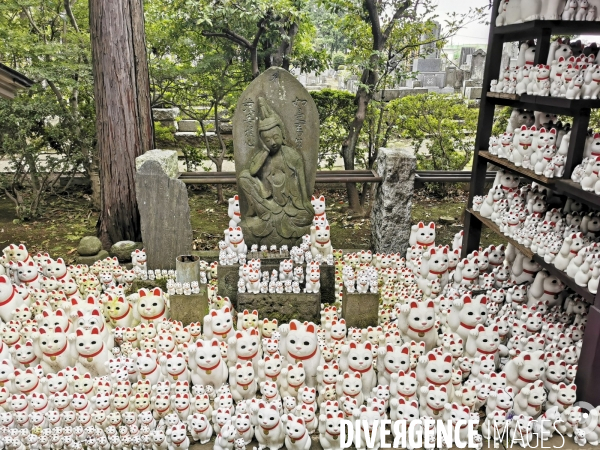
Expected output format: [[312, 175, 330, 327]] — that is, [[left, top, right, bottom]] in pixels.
[[332, 53, 346, 70], [154, 121, 176, 144], [310, 89, 356, 168], [393, 93, 478, 171], [0, 0, 95, 218], [492, 106, 512, 137], [591, 109, 600, 130], [180, 145, 205, 172]]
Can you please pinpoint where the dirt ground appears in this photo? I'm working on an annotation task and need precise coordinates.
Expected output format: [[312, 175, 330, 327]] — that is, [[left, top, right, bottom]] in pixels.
[[0, 185, 505, 262]]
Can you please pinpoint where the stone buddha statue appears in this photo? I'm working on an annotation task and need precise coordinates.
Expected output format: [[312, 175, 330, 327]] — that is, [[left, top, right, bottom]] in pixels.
[[238, 97, 314, 246]]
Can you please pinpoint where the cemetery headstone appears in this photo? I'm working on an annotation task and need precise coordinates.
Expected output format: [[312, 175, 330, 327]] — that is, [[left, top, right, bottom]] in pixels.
[[470, 49, 487, 82], [135, 152, 193, 270], [371, 147, 416, 255], [232, 67, 318, 248]]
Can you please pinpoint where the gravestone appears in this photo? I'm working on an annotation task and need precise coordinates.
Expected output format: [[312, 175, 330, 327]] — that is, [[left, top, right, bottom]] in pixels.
[[459, 47, 475, 67], [371, 147, 416, 255], [232, 67, 319, 248], [470, 49, 487, 83], [413, 58, 442, 73], [136, 150, 179, 178], [152, 107, 179, 130], [136, 153, 193, 270], [419, 21, 441, 58]]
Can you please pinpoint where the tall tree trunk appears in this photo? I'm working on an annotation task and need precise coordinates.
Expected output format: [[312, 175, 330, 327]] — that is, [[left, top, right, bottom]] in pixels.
[[341, 84, 372, 214], [90, 0, 154, 247]]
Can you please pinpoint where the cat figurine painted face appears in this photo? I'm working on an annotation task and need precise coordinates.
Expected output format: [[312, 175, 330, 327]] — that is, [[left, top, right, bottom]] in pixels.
[[377, 344, 410, 386], [37, 326, 74, 370], [43, 258, 68, 280], [311, 195, 326, 216], [39, 308, 71, 333], [204, 307, 234, 342], [419, 352, 453, 388], [137, 288, 168, 323], [261, 353, 283, 382], [410, 222, 436, 248], [280, 320, 320, 387]]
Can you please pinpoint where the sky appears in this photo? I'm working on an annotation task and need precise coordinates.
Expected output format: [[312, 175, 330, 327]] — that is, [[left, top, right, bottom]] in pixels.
[[434, 0, 492, 45]]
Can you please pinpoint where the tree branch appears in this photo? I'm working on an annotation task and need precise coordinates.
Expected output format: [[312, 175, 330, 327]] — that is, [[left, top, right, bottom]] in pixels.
[[47, 79, 68, 111], [22, 7, 46, 42], [364, 0, 382, 50], [202, 30, 252, 49], [64, 0, 80, 33], [382, 0, 411, 42], [252, 12, 270, 48]]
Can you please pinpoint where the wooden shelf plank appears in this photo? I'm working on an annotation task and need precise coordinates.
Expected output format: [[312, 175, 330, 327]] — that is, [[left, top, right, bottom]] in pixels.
[[554, 179, 600, 211], [479, 151, 553, 186], [487, 92, 520, 101], [486, 92, 600, 114], [479, 152, 600, 212], [494, 20, 600, 40], [468, 209, 533, 259], [468, 209, 595, 303]]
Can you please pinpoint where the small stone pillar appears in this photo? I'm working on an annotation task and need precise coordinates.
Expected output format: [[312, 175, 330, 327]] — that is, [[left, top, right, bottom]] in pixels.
[[135, 151, 192, 270], [342, 289, 379, 328], [169, 290, 209, 326], [371, 147, 416, 255], [176, 255, 200, 284]]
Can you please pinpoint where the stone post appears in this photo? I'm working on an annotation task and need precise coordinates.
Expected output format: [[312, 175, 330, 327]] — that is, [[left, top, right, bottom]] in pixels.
[[371, 147, 416, 255], [135, 150, 193, 270]]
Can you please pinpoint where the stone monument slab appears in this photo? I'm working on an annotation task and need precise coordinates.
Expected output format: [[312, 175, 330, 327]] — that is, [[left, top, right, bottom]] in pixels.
[[413, 58, 442, 73], [232, 67, 318, 248], [342, 288, 379, 328], [136, 150, 179, 179], [135, 159, 192, 270], [371, 147, 416, 255], [237, 292, 321, 322], [471, 49, 487, 82]]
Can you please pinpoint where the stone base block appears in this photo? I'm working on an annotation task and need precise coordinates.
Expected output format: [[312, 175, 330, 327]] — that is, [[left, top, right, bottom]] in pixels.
[[218, 263, 335, 306], [178, 120, 200, 132], [76, 250, 109, 265], [237, 292, 321, 323], [342, 289, 379, 328], [169, 291, 209, 326]]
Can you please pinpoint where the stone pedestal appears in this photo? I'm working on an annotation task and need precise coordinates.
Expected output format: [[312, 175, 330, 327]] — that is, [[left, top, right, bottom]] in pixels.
[[237, 292, 321, 322], [371, 147, 416, 255], [169, 290, 209, 326], [135, 154, 192, 270], [342, 289, 379, 328], [218, 262, 335, 306]]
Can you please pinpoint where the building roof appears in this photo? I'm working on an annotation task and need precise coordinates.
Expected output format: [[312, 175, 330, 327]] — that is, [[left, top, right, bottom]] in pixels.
[[0, 62, 34, 100]]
